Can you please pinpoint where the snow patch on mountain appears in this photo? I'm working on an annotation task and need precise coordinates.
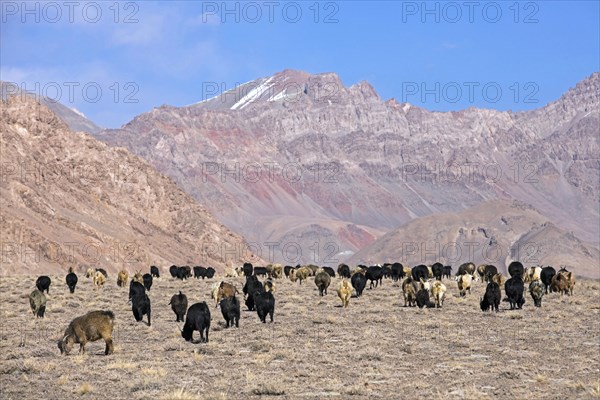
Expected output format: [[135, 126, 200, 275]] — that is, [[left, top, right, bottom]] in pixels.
[[231, 77, 275, 110]]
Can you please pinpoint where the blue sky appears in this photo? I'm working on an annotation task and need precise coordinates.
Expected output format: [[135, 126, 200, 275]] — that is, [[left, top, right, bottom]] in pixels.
[[2, 1, 599, 128]]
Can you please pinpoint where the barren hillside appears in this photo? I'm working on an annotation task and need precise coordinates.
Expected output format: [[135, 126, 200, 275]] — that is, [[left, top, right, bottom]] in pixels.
[[348, 200, 600, 278], [0, 82, 103, 135], [0, 95, 257, 275]]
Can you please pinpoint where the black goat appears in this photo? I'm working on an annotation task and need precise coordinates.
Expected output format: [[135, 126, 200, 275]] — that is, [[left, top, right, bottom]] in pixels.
[[169, 291, 188, 322], [66, 272, 78, 294], [253, 291, 275, 323], [220, 296, 240, 328], [181, 302, 210, 343]]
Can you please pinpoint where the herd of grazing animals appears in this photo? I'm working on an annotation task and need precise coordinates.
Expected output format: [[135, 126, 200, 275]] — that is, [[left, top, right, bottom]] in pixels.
[[27, 260, 577, 356]]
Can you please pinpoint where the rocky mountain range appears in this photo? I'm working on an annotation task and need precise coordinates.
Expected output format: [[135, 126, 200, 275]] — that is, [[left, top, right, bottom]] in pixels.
[[92, 70, 599, 275], [0, 94, 256, 275]]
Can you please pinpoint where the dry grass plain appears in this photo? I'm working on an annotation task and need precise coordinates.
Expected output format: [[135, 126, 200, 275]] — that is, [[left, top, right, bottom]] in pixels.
[[0, 272, 599, 399]]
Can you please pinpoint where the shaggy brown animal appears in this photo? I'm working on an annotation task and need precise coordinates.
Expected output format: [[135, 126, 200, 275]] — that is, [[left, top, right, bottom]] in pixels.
[[295, 267, 312, 285], [117, 270, 129, 287], [492, 273, 505, 287], [58, 310, 115, 355], [29, 289, 46, 318], [132, 271, 144, 284], [551, 269, 575, 295], [212, 281, 238, 306], [457, 262, 477, 276], [337, 279, 352, 308], [93, 271, 106, 290], [314, 271, 331, 296], [477, 264, 487, 279], [402, 277, 418, 307], [305, 264, 319, 276], [266, 264, 283, 279]]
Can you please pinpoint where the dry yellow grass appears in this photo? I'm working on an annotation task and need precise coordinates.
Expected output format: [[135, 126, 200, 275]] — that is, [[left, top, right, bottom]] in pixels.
[[77, 383, 93, 395], [56, 375, 69, 386], [107, 361, 137, 370], [160, 387, 197, 400], [0, 273, 598, 399], [142, 367, 167, 378]]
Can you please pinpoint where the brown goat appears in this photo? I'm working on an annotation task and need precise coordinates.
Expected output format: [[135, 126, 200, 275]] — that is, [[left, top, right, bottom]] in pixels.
[[295, 267, 312, 284], [476, 264, 487, 279], [117, 270, 129, 287], [314, 271, 331, 296], [29, 289, 46, 318], [491, 273, 505, 287], [266, 264, 283, 279], [402, 277, 418, 307], [58, 310, 115, 355], [132, 271, 144, 284], [93, 271, 106, 290], [565, 271, 576, 295], [551, 270, 575, 295], [337, 280, 352, 308], [305, 264, 319, 276], [213, 281, 238, 306]]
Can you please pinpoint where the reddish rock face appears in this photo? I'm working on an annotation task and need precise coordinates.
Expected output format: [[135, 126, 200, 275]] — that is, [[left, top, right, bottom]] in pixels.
[[92, 70, 598, 271], [338, 225, 377, 250]]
